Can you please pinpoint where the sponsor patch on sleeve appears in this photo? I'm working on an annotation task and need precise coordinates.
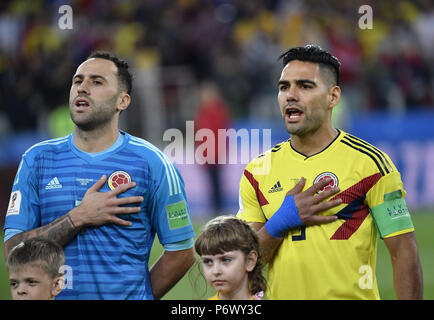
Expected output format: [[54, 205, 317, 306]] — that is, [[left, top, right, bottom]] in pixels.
[[166, 200, 190, 229], [7, 191, 22, 216], [370, 190, 414, 238]]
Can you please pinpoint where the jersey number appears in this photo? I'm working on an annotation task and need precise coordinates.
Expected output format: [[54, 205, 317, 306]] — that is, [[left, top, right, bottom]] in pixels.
[[292, 226, 306, 241]]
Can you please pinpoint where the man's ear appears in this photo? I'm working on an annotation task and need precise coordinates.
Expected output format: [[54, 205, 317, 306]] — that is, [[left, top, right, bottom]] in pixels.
[[117, 92, 131, 112], [245, 250, 258, 273], [51, 276, 65, 299], [328, 85, 341, 110]]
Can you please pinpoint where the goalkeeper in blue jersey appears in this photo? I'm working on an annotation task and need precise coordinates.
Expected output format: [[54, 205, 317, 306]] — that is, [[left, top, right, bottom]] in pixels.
[[3, 52, 196, 300]]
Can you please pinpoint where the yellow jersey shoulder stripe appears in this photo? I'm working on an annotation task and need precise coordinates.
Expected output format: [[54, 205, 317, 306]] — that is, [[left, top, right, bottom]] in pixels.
[[341, 135, 389, 176]]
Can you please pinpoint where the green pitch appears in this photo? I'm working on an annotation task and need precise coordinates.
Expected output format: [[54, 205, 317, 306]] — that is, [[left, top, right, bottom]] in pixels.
[[1, 212, 433, 300]]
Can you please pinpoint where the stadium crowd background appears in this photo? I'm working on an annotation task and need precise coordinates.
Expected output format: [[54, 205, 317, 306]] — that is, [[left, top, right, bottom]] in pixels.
[[0, 0, 433, 218], [0, 0, 433, 300], [0, 0, 433, 215], [0, 0, 432, 133]]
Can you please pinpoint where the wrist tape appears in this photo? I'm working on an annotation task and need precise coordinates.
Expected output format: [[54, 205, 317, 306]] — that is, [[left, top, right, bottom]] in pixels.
[[265, 195, 303, 238]]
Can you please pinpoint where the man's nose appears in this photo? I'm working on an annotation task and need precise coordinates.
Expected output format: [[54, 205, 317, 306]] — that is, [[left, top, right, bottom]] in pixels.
[[286, 86, 299, 102], [77, 80, 89, 95]]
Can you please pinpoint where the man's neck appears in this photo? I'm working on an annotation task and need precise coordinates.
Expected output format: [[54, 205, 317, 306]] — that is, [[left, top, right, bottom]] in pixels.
[[73, 125, 120, 153], [291, 127, 339, 157]]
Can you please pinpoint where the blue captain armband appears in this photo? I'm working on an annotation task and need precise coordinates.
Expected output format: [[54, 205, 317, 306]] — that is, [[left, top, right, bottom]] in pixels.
[[265, 195, 303, 238]]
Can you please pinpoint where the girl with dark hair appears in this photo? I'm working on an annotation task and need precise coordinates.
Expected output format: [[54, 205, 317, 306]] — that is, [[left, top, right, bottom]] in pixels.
[[195, 215, 266, 300]]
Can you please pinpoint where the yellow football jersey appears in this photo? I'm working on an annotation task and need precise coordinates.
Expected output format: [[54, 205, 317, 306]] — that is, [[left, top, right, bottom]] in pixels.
[[237, 130, 414, 300]]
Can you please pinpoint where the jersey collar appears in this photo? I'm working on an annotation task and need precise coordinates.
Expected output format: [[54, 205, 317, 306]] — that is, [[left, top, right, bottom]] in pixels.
[[69, 130, 129, 162], [288, 129, 342, 161]]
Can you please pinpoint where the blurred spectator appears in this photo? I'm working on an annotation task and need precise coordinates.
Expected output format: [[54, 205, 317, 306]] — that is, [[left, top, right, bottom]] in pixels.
[[48, 104, 74, 138], [194, 80, 232, 215]]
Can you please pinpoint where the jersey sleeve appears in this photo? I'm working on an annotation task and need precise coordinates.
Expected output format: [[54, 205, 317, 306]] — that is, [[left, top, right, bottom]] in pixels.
[[236, 168, 267, 223], [147, 157, 195, 246], [4, 155, 41, 233], [366, 154, 414, 239]]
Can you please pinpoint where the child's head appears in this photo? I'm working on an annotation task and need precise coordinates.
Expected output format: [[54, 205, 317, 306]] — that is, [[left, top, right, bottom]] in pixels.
[[6, 238, 66, 300], [194, 216, 266, 299]]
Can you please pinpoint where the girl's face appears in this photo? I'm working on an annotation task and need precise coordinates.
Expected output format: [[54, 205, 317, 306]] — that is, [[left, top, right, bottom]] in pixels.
[[201, 250, 257, 300]]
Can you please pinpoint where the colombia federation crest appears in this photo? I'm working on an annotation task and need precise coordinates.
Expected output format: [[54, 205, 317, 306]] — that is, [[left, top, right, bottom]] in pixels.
[[108, 171, 132, 190], [313, 172, 338, 192]]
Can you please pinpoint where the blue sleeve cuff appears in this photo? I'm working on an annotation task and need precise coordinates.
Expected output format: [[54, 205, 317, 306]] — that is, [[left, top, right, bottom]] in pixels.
[[4, 228, 24, 243], [163, 237, 194, 251]]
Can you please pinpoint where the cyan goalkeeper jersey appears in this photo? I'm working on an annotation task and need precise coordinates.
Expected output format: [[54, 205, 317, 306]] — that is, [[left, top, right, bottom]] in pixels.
[[4, 131, 195, 300]]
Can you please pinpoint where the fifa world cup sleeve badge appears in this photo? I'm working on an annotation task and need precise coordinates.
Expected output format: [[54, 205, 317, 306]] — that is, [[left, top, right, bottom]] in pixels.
[[7, 191, 22, 216]]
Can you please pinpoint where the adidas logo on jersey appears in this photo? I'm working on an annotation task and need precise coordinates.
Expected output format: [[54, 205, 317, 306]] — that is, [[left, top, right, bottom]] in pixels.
[[45, 177, 63, 190], [268, 181, 283, 193]]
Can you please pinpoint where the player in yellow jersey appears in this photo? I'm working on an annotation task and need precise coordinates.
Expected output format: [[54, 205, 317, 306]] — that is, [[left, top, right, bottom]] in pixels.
[[237, 45, 423, 300]]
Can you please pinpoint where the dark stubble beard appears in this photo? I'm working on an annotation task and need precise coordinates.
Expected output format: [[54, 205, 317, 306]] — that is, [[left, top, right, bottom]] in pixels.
[[71, 93, 119, 131]]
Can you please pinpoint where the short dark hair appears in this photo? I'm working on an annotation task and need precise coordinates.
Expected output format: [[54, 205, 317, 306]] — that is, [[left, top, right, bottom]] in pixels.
[[87, 51, 133, 94], [279, 45, 341, 86], [7, 238, 66, 279]]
